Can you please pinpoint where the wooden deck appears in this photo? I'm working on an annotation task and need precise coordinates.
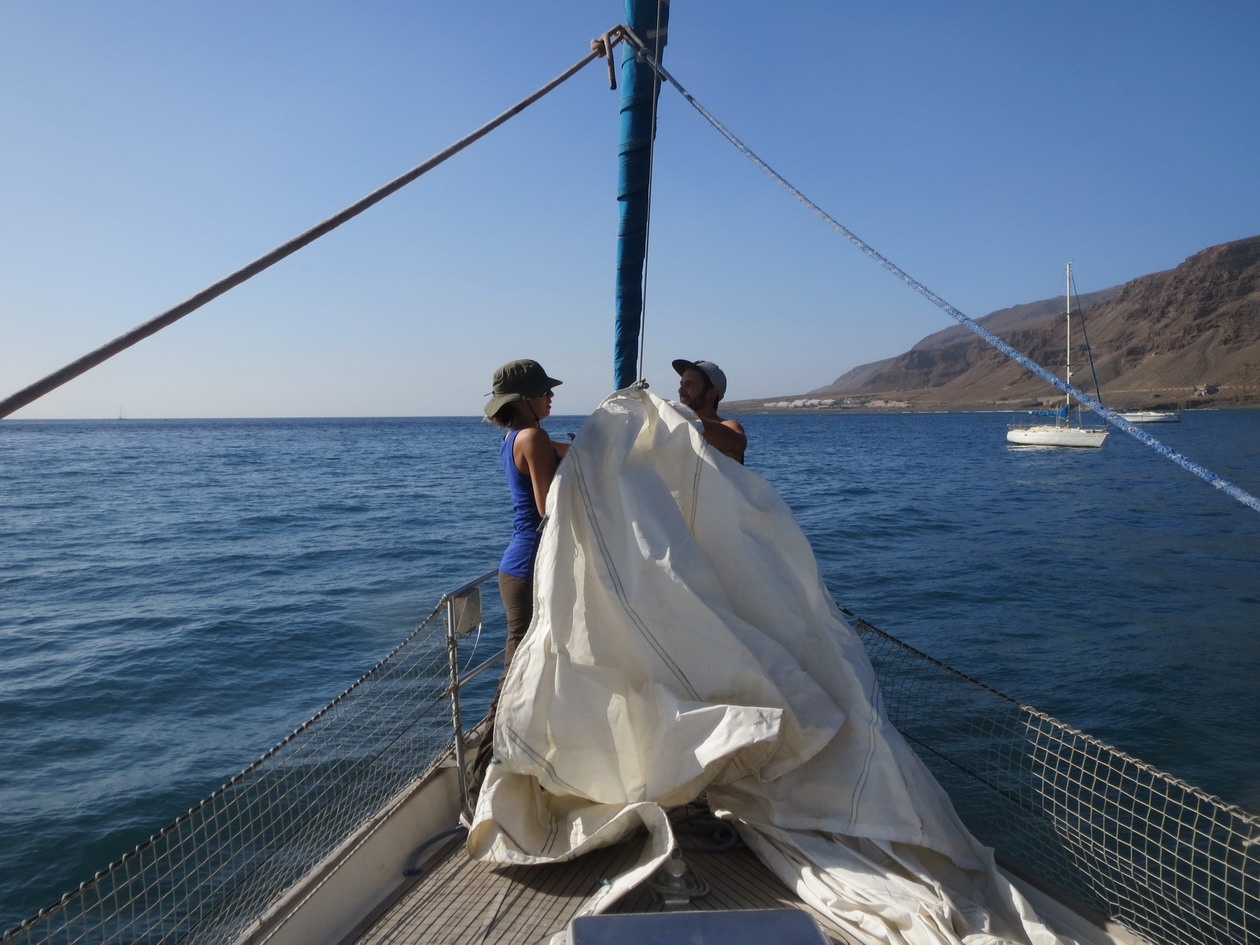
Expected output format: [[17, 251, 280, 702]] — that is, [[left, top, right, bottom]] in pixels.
[[349, 813, 863, 945]]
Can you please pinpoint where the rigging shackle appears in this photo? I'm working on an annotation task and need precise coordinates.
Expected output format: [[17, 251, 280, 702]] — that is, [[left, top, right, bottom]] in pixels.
[[592, 28, 626, 90]]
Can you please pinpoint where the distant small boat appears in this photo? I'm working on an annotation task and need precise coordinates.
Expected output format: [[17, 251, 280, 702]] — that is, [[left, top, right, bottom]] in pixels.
[[1117, 410, 1180, 423], [1007, 262, 1109, 448]]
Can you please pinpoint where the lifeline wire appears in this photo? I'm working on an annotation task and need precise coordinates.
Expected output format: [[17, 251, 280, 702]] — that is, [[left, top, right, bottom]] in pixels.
[[619, 36, 1260, 517]]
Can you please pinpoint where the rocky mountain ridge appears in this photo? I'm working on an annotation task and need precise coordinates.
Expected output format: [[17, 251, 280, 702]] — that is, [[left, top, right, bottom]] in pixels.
[[734, 235, 1260, 412]]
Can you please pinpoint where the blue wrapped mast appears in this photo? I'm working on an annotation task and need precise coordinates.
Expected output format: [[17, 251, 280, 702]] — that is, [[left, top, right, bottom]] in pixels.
[[613, 0, 669, 390]]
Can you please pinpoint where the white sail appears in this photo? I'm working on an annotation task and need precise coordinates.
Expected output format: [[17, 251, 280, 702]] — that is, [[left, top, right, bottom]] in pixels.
[[471, 387, 1074, 945]]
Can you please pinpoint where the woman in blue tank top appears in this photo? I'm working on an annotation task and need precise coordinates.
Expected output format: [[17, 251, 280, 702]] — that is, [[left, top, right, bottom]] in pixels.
[[471, 359, 568, 796], [484, 358, 568, 651], [473, 360, 572, 801]]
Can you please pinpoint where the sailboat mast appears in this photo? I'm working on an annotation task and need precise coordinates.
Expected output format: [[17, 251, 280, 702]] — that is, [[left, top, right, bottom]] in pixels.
[[1064, 261, 1073, 416], [612, 0, 669, 390]]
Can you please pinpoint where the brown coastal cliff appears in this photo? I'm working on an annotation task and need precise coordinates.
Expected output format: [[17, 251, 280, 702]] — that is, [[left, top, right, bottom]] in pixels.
[[736, 235, 1260, 411]]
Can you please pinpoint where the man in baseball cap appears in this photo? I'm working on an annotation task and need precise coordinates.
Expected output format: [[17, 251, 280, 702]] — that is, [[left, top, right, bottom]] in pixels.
[[672, 359, 747, 464]]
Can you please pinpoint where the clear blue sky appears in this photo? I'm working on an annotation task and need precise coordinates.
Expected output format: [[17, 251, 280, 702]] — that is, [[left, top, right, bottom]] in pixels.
[[2, 0, 1257, 419]]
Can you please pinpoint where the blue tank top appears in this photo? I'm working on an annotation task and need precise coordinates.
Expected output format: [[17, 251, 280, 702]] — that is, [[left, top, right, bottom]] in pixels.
[[498, 429, 551, 578]]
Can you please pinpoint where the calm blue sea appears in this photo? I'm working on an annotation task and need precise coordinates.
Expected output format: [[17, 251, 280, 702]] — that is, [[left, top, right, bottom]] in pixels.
[[2, 409, 1258, 931]]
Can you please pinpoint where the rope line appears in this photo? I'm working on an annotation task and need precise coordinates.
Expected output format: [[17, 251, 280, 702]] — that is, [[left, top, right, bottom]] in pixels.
[[1069, 268, 1106, 404], [0, 36, 620, 421], [620, 36, 1260, 516], [636, 4, 668, 382]]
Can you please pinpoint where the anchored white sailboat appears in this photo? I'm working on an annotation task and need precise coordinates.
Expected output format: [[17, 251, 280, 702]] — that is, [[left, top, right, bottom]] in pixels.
[[1007, 262, 1109, 448]]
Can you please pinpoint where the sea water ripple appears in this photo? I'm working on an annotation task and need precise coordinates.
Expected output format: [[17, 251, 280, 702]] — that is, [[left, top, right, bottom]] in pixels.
[[1, 409, 1258, 930]]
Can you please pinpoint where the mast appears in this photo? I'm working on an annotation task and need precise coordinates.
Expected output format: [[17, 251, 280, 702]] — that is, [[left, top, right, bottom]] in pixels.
[[1063, 261, 1073, 418], [612, 0, 669, 390]]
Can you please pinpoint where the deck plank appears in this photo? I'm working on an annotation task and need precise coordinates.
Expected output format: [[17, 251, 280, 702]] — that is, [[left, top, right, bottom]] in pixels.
[[350, 829, 864, 945]]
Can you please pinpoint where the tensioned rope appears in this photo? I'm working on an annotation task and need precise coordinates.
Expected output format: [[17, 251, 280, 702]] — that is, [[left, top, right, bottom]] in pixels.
[[1069, 268, 1106, 404], [0, 32, 626, 421], [620, 32, 1260, 517]]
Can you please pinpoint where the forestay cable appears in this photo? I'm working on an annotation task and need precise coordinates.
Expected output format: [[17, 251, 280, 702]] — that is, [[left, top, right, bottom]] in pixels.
[[620, 35, 1260, 517]]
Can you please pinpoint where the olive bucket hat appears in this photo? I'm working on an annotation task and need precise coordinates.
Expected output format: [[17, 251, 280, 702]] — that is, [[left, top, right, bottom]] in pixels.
[[484, 359, 563, 418]]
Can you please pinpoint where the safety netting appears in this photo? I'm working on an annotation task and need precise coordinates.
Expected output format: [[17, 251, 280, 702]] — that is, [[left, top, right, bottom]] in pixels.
[[858, 621, 1259, 945], [0, 592, 481, 945]]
